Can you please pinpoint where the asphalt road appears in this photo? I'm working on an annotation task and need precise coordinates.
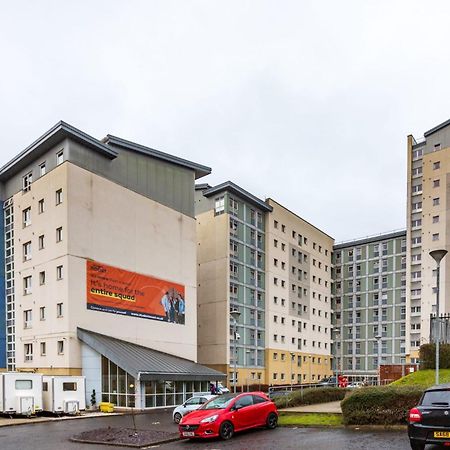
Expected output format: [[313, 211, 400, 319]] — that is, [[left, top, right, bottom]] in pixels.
[[0, 409, 440, 450]]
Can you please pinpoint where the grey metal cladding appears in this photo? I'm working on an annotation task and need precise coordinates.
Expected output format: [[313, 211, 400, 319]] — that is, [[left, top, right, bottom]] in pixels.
[[77, 328, 226, 381], [105, 135, 212, 179], [0, 121, 116, 181], [69, 140, 196, 217]]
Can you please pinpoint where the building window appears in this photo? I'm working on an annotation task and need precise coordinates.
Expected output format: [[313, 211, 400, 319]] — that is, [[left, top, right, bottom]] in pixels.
[[57, 340, 64, 355], [23, 241, 31, 261], [281, 224, 286, 233], [39, 271, 46, 285], [56, 188, 63, 205], [23, 275, 32, 295], [433, 215, 440, 223], [39, 306, 46, 321], [433, 161, 440, 170], [56, 227, 63, 242], [56, 265, 63, 280], [214, 196, 225, 215], [433, 233, 439, 241], [39, 162, 46, 176], [23, 207, 31, 227], [23, 172, 32, 192], [40, 342, 46, 356], [39, 235, 45, 250], [433, 198, 440, 206], [56, 150, 64, 165], [57, 302, 63, 317], [37, 199, 45, 215], [433, 179, 440, 188], [23, 309, 32, 329], [24, 343, 33, 362]]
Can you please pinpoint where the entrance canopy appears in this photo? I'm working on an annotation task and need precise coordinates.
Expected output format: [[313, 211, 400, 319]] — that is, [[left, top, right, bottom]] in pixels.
[[77, 328, 225, 381]]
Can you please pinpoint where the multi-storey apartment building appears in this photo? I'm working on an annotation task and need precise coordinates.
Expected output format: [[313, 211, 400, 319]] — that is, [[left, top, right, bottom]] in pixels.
[[407, 118, 450, 361], [332, 231, 407, 382], [0, 121, 224, 408], [195, 184, 333, 387], [265, 199, 333, 385], [195, 182, 271, 387]]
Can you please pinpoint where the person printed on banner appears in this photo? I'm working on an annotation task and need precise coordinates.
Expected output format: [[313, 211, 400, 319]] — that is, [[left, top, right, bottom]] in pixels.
[[168, 293, 176, 323], [160, 292, 170, 321], [178, 294, 185, 324]]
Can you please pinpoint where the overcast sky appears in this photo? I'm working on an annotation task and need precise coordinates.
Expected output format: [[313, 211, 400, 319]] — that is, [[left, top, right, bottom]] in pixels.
[[1, 1, 450, 242]]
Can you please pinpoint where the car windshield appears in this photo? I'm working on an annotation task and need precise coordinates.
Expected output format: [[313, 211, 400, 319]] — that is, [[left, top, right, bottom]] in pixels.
[[200, 394, 235, 410], [421, 390, 450, 406]]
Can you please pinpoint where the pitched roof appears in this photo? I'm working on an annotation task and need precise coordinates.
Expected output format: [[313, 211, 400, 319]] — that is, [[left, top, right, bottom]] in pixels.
[[0, 121, 211, 181], [77, 328, 225, 381], [104, 134, 211, 179], [202, 181, 273, 212], [0, 121, 116, 180]]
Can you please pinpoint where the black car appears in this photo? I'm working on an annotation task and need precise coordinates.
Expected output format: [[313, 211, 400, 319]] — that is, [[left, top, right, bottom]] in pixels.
[[408, 383, 450, 450]]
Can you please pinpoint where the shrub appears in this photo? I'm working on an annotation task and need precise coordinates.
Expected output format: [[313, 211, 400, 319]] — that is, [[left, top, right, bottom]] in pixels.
[[420, 343, 450, 369], [273, 387, 347, 409], [341, 385, 424, 425], [236, 384, 270, 393]]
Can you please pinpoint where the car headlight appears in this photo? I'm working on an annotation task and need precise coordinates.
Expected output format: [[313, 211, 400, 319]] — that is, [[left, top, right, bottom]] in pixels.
[[200, 414, 219, 423]]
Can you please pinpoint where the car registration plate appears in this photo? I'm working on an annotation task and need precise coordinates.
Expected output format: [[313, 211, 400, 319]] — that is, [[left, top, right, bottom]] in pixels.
[[434, 431, 450, 438], [182, 431, 195, 437]]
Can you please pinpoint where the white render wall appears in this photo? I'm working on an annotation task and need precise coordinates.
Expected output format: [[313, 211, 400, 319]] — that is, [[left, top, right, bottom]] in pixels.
[[16, 161, 198, 372]]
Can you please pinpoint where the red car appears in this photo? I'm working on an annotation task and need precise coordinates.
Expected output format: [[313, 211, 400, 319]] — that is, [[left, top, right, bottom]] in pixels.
[[178, 391, 278, 440]]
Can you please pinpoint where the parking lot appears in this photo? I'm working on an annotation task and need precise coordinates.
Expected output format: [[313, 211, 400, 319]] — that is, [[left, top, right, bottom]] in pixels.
[[0, 409, 419, 450]]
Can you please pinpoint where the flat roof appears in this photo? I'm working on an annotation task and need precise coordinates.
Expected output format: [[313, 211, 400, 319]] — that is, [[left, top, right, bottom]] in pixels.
[[105, 134, 211, 179], [203, 181, 273, 212], [334, 229, 406, 250], [77, 328, 226, 381]]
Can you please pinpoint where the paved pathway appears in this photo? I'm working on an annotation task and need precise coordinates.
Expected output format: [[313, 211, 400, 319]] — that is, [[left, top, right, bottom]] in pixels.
[[280, 400, 342, 414]]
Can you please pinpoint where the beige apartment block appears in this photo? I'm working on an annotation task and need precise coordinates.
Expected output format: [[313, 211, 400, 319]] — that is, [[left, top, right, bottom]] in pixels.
[[195, 182, 271, 388], [265, 199, 334, 385], [407, 119, 450, 361], [2, 121, 224, 409]]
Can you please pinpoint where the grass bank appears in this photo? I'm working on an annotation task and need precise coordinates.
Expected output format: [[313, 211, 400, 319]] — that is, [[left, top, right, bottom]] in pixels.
[[278, 413, 342, 427], [391, 368, 450, 387]]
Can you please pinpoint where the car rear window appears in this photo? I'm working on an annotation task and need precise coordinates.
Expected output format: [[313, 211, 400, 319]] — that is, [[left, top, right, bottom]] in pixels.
[[421, 390, 450, 406], [253, 395, 267, 404]]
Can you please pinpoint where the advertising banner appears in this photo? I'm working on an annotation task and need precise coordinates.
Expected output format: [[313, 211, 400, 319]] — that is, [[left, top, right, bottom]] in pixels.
[[86, 260, 185, 324]]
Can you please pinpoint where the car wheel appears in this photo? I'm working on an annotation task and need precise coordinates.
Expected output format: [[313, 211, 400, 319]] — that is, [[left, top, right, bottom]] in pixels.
[[409, 440, 425, 450], [173, 412, 182, 424], [219, 421, 234, 440], [266, 412, 278, 429]]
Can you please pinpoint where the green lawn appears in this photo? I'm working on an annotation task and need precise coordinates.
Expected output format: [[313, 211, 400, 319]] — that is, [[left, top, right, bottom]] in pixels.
[[391, 369, 450, 387], [278, 413, 343, 427]]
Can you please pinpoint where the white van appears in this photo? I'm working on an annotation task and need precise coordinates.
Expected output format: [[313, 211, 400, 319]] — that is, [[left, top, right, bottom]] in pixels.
[[0, 372, 43, 415], [42, 376, 86, 414]]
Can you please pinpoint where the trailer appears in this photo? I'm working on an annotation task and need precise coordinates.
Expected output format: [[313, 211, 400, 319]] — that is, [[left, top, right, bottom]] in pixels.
[[42, 376, 86, 414], [0, 372, 43, 415]]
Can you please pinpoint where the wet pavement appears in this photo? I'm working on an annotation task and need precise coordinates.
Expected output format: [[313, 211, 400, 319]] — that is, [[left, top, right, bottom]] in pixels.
[[167, 427, 411, 449], [0, 408, 440, 450]]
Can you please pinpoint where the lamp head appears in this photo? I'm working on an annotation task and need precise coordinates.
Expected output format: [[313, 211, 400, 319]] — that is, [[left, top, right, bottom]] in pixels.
[[230, 309, 241, 321], [430, 249, 448, 264]]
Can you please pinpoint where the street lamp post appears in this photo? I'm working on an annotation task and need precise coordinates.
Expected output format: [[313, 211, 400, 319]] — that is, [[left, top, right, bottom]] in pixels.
[[430, 249, 448, 386], [308, 354, 312, 384], [230, 309, 241, 393], [375, 334, 381, 386], [290, 352, 295, 391]]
